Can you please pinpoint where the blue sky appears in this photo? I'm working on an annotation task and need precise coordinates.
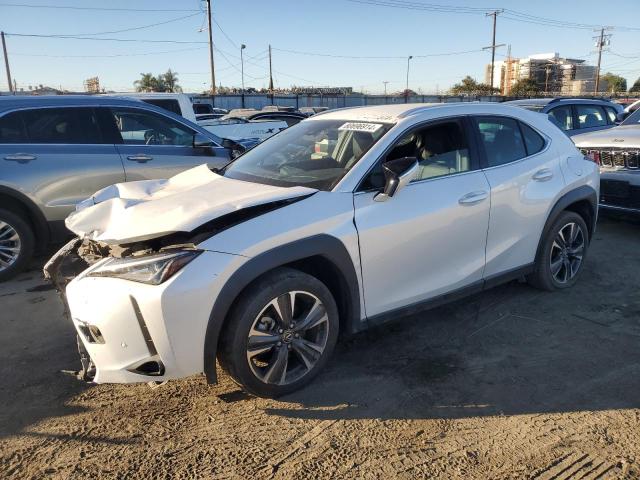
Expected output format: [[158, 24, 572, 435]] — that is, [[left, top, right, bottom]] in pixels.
[[1, 0, 639, 93]]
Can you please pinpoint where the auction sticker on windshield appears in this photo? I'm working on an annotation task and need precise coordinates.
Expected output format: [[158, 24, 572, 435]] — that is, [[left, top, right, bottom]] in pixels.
[[338, 122, 384, 133]]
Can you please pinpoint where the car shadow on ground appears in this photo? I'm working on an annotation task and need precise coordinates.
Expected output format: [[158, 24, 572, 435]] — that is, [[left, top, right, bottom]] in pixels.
[[264, 217, 640, 421]]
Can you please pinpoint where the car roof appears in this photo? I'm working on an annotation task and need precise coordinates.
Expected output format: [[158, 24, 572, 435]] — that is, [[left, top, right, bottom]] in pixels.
[[0, 94, 152, 113]]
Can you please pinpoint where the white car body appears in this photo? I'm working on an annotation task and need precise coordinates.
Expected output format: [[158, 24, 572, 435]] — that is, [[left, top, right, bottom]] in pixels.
[[55, 103, 599, 387]]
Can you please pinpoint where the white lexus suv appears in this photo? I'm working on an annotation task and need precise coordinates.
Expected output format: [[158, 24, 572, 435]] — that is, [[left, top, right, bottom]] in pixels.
[[46, 103, 599, 397]]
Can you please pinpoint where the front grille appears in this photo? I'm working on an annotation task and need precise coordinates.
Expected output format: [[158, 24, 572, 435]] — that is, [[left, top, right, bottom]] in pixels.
[[580, 148, 640, 170]]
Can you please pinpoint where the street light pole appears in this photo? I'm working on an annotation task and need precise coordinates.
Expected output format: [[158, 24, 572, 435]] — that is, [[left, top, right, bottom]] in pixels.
[[405, 56, 412, 103], [240, 44, 246, 108]]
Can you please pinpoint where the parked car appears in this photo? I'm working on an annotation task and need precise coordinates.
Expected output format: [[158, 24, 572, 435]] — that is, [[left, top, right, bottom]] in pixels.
[[0, 95, 252, 281], [245, 111, 307, 127], [505, 98, 623, 137], [48, 103, 598, 397], [622, 99, 640, 119], [573, 108, 640, 214], [299, 106, 330, 116]]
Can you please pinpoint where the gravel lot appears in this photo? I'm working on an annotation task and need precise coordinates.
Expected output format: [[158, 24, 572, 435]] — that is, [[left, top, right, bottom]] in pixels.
[[1, 216, 639, 479]]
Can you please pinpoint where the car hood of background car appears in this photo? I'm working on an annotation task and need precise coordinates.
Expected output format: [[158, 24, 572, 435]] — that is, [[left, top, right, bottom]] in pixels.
[[65, 164, 317, 244], [573, 125, 640, 147]]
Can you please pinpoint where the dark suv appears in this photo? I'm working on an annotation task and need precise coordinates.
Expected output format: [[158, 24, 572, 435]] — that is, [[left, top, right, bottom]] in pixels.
[[0, 95, 233, 281], [505, 98, 623, 137]]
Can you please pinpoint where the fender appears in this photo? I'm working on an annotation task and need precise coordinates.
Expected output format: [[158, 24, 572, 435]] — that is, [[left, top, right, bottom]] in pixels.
[[0, 185, 50, 245], [535, 185, 598, 260], [203, 234, 361, 383]]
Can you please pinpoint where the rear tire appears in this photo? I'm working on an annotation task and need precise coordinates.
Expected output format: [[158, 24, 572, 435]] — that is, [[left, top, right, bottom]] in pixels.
[[528, 211, 589, 291], [219, 268, 339, 398], [0, 209, 34, 282]]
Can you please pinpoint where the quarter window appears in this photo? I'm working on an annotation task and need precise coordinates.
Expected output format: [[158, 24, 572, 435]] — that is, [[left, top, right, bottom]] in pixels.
[[519, 122, 545, 156], [109, 108, 195, 146], [474, 116, 526, 167], [21, 107, 102, 144], [0, 111, 27, 143], [575, 105, 607, 129], [548, 106, 574, 131], [603, 106, 618, 124]]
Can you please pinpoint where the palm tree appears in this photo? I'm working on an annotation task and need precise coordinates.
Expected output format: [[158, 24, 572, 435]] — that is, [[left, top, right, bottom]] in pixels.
[[134, 73, 159, 92], [162, 69, 181, 93]]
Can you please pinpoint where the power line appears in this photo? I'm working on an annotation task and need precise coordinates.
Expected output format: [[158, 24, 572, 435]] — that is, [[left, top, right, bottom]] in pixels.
[[272, 46, 484, 59], [4, 33, 208, 44], [345, 0, 640, 31], [10, 46, 209, 58], [0, 2, 200, 12], [55, 13, 203, 37]]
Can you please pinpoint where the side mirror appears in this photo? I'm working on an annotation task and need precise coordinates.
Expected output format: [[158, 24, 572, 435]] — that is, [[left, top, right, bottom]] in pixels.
[[374, 157, 419, 202], [615, 112, 626, 124], [221, 138, 235, 150], [193, 133, 214, 148]]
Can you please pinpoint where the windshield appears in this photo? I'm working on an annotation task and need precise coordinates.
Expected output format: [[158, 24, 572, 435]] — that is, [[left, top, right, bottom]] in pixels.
[[621, 108, 640, 126], [223, 119, 393, 190]]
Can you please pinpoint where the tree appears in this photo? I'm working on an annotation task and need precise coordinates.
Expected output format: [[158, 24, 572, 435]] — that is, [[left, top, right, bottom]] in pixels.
[[509, 78, 540, 96], [134, 70, 181, 92], [630, 77, 640, 93], [450, 76, 498, 95], [161, 69, 182, 93], [134, 73, 160, 92], [599, 72, 627, 93]]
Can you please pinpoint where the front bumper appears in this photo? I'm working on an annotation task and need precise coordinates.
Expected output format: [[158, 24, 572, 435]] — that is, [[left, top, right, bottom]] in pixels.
[[61, 248, 242, 384], [600, 169, 640, 214]]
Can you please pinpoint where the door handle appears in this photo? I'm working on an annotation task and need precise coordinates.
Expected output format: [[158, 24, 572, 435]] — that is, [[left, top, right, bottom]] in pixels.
[[126, 154, 153, 163], [458, 190, 488, 205], [4, 153, 37, 163], [532, 168, 553, 182]]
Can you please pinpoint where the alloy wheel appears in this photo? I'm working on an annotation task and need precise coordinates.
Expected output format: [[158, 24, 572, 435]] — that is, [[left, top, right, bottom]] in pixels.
[[246, 290, 330, 386], [550, 222, 585, 284], [0, 221, 21, 272]]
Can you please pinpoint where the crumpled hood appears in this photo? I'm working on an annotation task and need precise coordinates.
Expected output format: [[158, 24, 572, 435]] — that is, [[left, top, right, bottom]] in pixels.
[[65, 164, 317, 244]]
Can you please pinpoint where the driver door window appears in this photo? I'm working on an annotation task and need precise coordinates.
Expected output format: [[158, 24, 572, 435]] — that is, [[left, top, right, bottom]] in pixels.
[[110, 108, 195, 146], [361, 119, 473, 190]]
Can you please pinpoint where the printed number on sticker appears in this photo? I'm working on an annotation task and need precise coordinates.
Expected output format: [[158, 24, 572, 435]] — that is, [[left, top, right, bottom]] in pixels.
[[338, 122, 383, 133]]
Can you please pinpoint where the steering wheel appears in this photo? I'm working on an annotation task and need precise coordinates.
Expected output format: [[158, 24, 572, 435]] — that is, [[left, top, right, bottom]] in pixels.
[[144, 130, 157, 145]]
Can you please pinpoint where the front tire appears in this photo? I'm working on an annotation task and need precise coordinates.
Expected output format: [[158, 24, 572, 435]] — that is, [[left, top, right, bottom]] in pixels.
[[219, 268, 339, 398], [528, 211, 589, 291], [0, 209, 34, 282]]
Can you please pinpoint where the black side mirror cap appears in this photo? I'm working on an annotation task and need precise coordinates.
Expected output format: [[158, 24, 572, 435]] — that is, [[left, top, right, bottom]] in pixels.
[[375, 156, 419, 202], [193, 133, 214, 148]]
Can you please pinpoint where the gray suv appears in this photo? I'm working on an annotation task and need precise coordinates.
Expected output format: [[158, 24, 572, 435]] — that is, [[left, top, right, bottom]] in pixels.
[[0, 95, 232, 281], [505, 98, 623, 137]]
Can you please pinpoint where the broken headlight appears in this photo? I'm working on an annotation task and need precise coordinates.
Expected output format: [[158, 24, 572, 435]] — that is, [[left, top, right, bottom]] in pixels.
[[87, 250, 202, 285]]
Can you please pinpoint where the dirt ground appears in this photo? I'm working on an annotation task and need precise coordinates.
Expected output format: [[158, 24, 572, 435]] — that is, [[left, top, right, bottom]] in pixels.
[[1, 216, 639, 479]]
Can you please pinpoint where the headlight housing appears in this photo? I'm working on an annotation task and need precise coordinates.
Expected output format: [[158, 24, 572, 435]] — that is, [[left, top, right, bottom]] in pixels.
[[87, 250, 202, 285]]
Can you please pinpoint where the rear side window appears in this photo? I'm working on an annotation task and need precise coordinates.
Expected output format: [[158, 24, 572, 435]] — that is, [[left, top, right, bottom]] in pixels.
[[141, 99, 182, 116], [575, 105, 607, 129], [0, 111, 27, 143], [474, 116, 526, 167], [519, 122, 545, 156], [603, 106, 618, 124], [548, 106, 574, 131], [21, 107, 102, 144]]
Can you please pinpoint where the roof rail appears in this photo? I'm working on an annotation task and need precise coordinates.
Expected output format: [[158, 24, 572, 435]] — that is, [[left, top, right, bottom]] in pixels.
[[547, 96, 613, 104]]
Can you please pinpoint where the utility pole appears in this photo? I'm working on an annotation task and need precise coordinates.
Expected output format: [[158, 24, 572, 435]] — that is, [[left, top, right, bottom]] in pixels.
[[484, 10, 504, 92], [383, 80, 389, 95], [405, 56, 412, 103], [1, 32, 14, 94], [593, 27, 611, 95], [240, 44, 246, 108], [268, 44, 274, 105], [205, 0, 216, 99]]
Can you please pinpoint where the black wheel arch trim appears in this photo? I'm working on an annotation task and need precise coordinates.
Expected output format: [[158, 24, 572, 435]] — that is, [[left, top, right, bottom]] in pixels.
[[203, 234, 361, 384], [535, 185, 598, 261], [0, 186, 50, 246]]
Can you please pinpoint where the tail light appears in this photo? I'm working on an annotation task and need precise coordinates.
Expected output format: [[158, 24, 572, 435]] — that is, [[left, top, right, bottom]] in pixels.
[[585, 150, 600, 165]]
